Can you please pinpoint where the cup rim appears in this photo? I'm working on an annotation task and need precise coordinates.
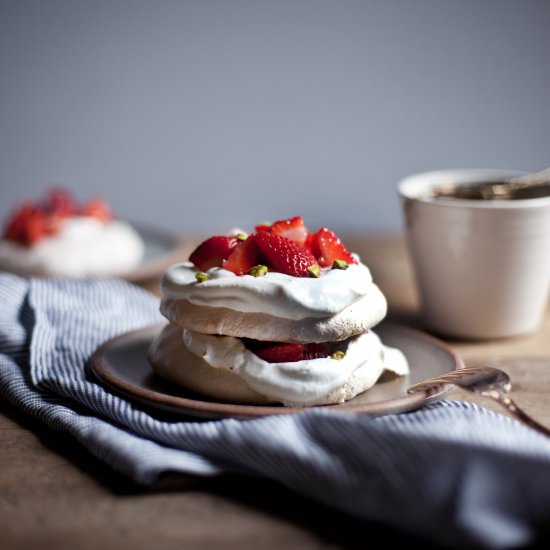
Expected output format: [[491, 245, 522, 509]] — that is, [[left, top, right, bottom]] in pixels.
[[398, 168, 550, 209]]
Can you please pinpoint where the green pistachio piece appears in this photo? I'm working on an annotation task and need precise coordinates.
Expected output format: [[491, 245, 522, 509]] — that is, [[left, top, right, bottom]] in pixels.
[[307, 264, 321, 278], [195, 272, 209, 283], [249, 264, 268, 277], [331, 351, 345, 360], [332, 259, 349, 270], [235, 232, 248, 241]]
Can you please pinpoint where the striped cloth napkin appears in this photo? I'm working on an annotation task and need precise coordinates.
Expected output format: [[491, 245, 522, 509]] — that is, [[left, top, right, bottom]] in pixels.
[[1, 273, 550, 549]]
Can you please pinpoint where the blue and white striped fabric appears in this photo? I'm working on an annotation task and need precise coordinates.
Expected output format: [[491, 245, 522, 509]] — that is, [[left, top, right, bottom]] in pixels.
[[1, 273, 550, 549]]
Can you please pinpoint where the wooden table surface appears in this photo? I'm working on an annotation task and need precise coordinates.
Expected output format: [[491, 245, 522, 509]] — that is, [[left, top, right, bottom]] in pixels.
[[1, 234, 549, 550]]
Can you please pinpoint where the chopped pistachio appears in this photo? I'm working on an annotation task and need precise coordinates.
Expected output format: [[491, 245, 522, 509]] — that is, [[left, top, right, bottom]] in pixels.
[[258, 220, 271, 227], [307, 264, 321, 278], [332, 259, 349, 270], [235, 232, 248, 241], [331, 351, 345, 361], [195, 272, 209, 283], [249, 264, 268, 277]]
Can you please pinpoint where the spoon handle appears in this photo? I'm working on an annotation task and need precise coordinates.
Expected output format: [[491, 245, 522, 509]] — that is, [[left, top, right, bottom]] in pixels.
[[489, 393, 550, 438], [510, 166, 550, 185]]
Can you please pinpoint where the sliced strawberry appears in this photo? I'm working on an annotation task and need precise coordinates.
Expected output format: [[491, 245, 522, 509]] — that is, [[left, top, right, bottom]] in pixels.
[[244, 340, 330, 363], [4, 202, 32, 242], [302, 343, 332, 360], [248, 342, 304, 363], [81, 199, 113, 222], [255, 231, 318, 277], [24, 210, 47, 245], [269, 216, 308, 247], [304, 231, 315, 252], [189, 236, 239, 271], [223, 234, 263, 275], [310, 228, 357, 267], [44, 188, 77, 217], [3, 202, 47, 246], [254, 223, 270, 233], [44, 211, 63, 235]]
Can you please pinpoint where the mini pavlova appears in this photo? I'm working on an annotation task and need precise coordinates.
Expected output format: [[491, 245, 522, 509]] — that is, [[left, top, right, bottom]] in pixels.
[[149, 216, 408, 406]]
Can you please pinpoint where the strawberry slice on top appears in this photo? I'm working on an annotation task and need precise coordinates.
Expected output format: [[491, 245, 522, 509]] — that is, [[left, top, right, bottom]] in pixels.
[[189, 236, 239, 272], [4, 202, 54, 246], [223, 235, 263, 276], [310, 228, 357, 267], [81, 199, 113, 222], [255, 231, 319, 277], [269, 216, 308, 247], [43, 188, 77, 218], [5, 203, 48, 246]]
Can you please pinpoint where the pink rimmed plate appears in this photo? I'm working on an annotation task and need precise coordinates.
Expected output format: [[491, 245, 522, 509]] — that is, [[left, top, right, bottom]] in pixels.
[[122, 222, 190, 285]]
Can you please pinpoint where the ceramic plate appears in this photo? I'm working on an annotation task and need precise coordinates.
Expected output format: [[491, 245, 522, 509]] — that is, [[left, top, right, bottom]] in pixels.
[[90, 323, 463, 419], [122, 222, 190, 285]]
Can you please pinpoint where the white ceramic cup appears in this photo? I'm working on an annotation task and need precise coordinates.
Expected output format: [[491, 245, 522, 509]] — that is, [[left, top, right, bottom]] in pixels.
[[398, 169, 550, 339]]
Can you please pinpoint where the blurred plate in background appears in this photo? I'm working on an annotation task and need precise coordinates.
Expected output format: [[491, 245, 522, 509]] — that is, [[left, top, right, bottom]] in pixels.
[[123, 222, 191, 287]]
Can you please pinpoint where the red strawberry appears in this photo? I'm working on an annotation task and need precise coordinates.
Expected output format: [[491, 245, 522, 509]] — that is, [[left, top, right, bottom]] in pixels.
[[304, 231, 315, 252], [81, 199, 112, 222], [254, 223, 271, 233], [24, 210, 47, 245], [3, 202, 47, 246], [4, 202, 31, 242], [310, 228, 357, 267], [190, 236, 239, 271], [44, 188, 77, 217], [255, 231, 319, 277], [44, 211, 63, 235], [301, 343, 332, 360], [245, 340, 330, 363], [223, 234, 263, 275], [269, 216, 308, 247]]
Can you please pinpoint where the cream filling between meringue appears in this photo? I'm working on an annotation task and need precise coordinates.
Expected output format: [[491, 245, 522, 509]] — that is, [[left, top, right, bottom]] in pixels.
[[182, 328, 409, 406]]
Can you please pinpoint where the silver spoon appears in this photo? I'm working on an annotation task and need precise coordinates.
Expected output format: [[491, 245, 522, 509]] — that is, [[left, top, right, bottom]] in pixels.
[[431, 167, 550, 200], [407, 366, 550, 437]]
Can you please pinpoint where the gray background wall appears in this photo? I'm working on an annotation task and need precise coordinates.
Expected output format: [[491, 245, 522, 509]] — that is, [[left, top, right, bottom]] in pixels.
[[1, 0, 549, 234]]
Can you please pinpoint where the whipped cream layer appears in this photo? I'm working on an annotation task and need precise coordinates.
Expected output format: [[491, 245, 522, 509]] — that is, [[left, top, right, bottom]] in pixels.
[[182, 328, 409, 406], [162, 260, 377, 321], [0, 217, 145, 277]]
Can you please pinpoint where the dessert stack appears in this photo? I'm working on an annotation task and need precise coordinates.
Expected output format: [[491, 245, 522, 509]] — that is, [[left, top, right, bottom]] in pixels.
[[149, 216, 408, 406]]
